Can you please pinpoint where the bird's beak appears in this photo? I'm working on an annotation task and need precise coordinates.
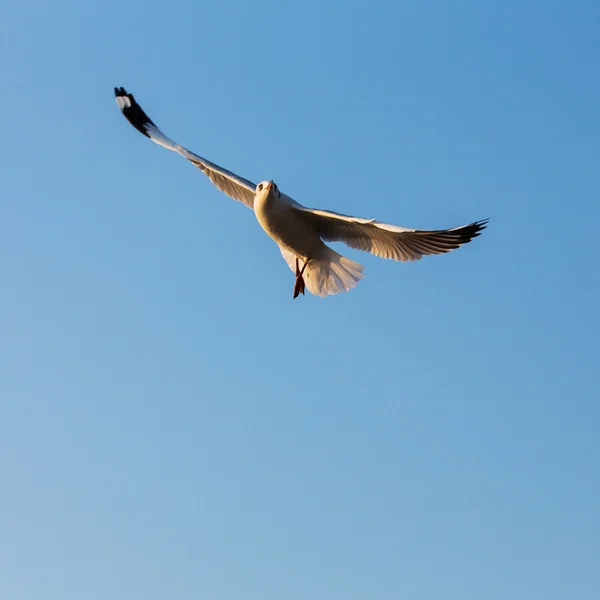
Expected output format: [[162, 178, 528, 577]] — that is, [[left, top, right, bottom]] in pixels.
[[266, 181, 273, 191]]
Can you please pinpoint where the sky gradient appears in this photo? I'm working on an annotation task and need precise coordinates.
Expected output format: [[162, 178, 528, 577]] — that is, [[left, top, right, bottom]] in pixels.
[[1, 1, 599, 599]]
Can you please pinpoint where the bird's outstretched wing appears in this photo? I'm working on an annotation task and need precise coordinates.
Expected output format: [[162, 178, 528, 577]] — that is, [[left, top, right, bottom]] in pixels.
[[293, 206, 488, 261], [114, 87, 257, 209]]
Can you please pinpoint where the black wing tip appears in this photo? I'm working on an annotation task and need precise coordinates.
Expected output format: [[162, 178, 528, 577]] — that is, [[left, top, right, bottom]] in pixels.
[[114, 86, 134, 102], [464, 217, 490, 239], [469, 218, 489, 238], [113, 85, 156, 138], [443, 218, 489, 245]]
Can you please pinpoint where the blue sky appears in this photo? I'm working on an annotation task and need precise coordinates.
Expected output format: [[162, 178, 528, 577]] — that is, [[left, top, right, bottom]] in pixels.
[[1, 0, 599, 598]]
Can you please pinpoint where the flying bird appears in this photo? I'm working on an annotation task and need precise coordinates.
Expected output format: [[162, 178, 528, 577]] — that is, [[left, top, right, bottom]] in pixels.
[[114, 87, 488, 298]]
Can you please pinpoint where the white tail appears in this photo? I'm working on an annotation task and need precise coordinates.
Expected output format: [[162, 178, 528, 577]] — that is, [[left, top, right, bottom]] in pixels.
[[279, 246, 364, 297]]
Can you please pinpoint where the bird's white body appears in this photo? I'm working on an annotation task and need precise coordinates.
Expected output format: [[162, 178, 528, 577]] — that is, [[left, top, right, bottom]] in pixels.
[[252, 181, 365, 296], [114, 87, 488, 298], [254, 187, 322, 261]]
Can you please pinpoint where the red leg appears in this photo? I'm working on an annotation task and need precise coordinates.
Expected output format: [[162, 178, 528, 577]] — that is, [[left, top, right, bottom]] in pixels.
[[293, 258, 309, 299]]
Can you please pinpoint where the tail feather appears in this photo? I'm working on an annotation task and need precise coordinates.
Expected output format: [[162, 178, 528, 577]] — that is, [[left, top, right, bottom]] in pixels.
[[279, 246, 364, 297]]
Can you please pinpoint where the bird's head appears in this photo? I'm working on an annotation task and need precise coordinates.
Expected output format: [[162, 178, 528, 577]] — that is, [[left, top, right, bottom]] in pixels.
[[256, 180, 280, 200]]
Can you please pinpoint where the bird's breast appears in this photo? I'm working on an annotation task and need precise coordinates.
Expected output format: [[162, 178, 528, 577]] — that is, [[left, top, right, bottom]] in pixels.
[[254, 197, 323, 258]]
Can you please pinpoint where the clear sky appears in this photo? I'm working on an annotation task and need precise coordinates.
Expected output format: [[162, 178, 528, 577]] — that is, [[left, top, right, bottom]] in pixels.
[[1, 1, 599, 598]]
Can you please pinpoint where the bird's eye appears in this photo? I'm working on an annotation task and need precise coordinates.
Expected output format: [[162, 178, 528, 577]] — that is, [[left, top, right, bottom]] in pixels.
[[258, 183, 263, 191]]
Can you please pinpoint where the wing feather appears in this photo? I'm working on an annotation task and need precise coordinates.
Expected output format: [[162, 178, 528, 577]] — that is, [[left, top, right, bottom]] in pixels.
[[293, 206, 488, 262], [114, 87, 256, 209]]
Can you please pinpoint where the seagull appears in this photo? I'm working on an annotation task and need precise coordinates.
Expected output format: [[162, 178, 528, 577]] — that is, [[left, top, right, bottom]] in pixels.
[[114, 87, 488, 298]]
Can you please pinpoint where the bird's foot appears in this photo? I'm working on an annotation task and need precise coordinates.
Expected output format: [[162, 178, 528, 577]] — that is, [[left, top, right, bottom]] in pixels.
[[293, 277, 305, 299], [293, 258, 309, 299]]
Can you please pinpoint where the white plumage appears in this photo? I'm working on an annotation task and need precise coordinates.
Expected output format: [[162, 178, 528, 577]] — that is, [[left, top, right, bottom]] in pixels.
[[114, 87, 488, 298]]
